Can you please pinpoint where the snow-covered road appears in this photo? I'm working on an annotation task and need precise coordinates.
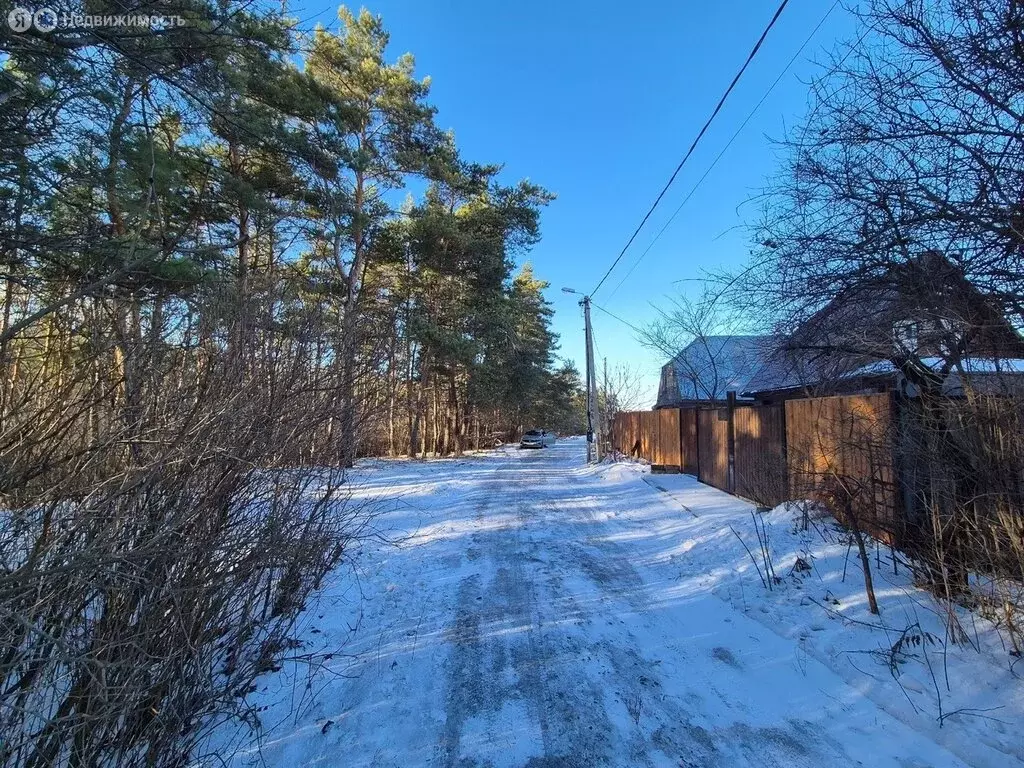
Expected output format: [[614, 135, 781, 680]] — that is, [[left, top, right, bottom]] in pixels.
[[220, 439, 1021, 767]]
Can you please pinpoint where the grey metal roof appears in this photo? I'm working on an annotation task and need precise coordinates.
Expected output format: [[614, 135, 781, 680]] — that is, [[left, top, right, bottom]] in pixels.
[[657, 336, 778, 405], [740, 347, 813, 395]]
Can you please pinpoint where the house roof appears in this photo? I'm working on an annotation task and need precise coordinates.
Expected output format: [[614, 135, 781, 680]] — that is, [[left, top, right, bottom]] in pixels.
[[841, 357, 1024, 378], [741, 348, 811, 396], [743, 356, 1024, 397], [660, 335, 777, 404], [660, 254, 1024, 403]]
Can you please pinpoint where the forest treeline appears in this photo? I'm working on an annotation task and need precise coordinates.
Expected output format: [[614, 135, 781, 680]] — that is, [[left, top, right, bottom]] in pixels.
[[2, 3, 584, 471], [0, 3, 582, 765]]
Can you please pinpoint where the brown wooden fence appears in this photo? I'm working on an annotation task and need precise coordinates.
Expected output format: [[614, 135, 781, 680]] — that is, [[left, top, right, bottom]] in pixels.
[[612, 393, 898, 537], [611, 407, 697, 471], [785, 393, 898, 544]]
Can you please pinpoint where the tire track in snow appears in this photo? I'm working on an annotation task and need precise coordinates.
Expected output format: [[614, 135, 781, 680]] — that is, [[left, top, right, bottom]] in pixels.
[[508, 453, 618, 767], [440, 448, 619, 767], [523, 451, 853, 768]]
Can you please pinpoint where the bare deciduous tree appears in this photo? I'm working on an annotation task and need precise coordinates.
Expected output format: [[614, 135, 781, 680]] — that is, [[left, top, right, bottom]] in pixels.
[[732, 0, 1024, 647]]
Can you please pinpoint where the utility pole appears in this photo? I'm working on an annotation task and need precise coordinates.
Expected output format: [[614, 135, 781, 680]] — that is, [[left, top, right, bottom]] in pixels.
[[562, 287, 600, 463], [583, 295, 598, 462]]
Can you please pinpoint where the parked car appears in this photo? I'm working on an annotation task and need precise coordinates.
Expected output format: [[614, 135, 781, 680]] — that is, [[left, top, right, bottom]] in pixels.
[[519, 429, 556, 449]]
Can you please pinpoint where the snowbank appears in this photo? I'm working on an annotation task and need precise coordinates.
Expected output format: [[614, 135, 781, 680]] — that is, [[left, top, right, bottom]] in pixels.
[[611, 462, 1023, 766]]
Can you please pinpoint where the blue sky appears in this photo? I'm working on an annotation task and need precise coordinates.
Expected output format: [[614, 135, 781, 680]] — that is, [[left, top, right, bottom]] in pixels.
[[302, 0, 858, 404]]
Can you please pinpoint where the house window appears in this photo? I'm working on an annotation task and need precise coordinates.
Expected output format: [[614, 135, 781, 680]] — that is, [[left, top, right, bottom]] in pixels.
[[893, 320, 919, 353]]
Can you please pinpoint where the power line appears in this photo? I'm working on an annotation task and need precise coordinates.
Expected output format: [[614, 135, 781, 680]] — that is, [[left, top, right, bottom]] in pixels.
[[591, 302, 643, 335], [605, 0, 842, 301], [590, 0, 791, 298], [590, 300, 694, 364]]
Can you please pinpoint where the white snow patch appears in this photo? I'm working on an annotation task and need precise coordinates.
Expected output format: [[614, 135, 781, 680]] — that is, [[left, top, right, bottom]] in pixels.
[[203, 442, 1022, 768]]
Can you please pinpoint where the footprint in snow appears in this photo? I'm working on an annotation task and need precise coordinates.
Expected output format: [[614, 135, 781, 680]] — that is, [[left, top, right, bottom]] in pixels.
[[711, 646, 742, 669]]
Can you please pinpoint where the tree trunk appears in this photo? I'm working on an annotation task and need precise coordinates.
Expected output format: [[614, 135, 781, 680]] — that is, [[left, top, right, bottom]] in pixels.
[[431, 383, 440, 456], [228, 139, 250, 358], [410, 348, 429, 458], [847, 501, 880, 615], [338, 160, 369, 468], [449, 371, 462, 456], [339, 336, 357, 468], [387, 336, 397, 456]]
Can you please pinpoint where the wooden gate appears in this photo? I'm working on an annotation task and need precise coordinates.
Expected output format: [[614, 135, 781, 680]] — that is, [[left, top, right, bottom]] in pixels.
[[734, 404, 786, 507], [697, 408, 729, 492], [652, 408, 681, 467], [679, 408, 698, 475]]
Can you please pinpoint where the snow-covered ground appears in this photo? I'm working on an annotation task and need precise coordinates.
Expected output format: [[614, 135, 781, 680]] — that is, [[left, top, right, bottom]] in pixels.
[[210, 438, 1023, 767]]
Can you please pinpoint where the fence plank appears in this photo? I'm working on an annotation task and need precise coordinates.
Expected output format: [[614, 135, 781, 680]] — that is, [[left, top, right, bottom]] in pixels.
[[680, 409, 698, 474], [640, 411, 653, 460], [657, 409, 680, 466]]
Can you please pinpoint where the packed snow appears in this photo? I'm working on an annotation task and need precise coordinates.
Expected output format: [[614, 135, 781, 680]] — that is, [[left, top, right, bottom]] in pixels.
[[207, 438, 1023, 767]]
